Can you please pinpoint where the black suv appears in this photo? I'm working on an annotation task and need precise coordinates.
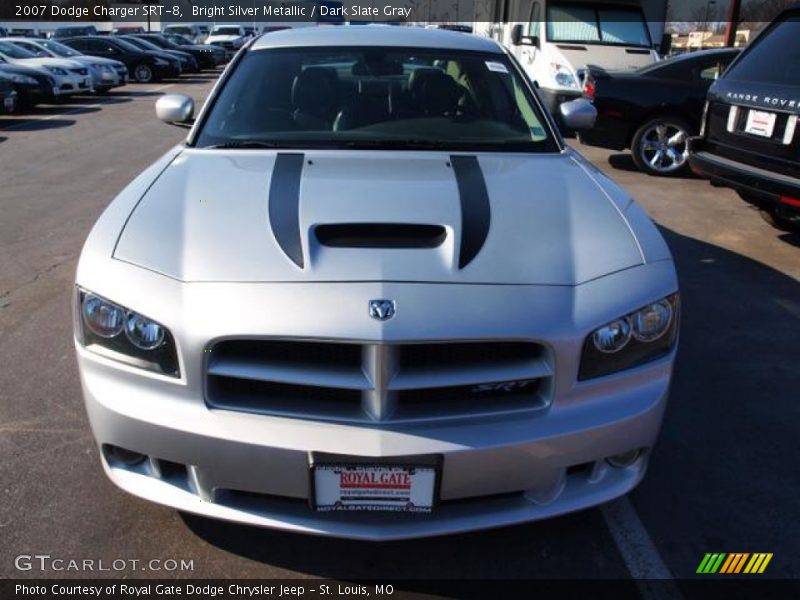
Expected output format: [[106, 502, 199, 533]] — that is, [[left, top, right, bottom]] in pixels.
[[689, 7, 800, 232]]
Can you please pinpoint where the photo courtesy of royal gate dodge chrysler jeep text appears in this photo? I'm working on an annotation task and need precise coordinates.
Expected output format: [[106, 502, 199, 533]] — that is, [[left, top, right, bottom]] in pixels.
[[73, 26, 679, 540]]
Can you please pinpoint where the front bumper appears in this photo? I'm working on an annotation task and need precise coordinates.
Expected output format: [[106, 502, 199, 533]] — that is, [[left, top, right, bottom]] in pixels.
[[156, 63, 182, 79], [93, 70, 122, 90], [76, 261, 677, 540], [53, 74, 93, 95], [689, 139, 800, 216]]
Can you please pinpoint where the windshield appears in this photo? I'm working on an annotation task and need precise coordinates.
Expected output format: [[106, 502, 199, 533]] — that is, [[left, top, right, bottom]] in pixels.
[[112, 38, 143, 53], [0, 41, 37, 59], [41, 40, 82, 58], [144, 36, 170, 48], [723, 15, 800, 86], [212, 27, 242, 36], [166, 34, 192, 45], [124, 37, 161, 52], [546, 3, 652, 47], [195, 47, 556, 152]]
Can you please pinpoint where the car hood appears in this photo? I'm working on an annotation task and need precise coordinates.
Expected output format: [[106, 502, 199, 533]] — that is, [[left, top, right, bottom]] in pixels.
[[9, 56, 82, 70], [75, 55, 124, 68], [555, 45, 656, 73], [206, 34, 241, 43], [0, 63, 50, 79], [113, 150, 644, 285], [144, 50, 175, 61]]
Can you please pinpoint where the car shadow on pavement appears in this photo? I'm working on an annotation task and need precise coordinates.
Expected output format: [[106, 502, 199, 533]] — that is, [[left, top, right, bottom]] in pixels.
[[632, 226, 799, 578], [0, 118, 76, 131], [777, 232, 800, 248], [181, 227, 798, 580], [607, 153, 700, 179], [181, 506, 629, 579], [20, 105, 102, 117], [110, 90, 164, 97]]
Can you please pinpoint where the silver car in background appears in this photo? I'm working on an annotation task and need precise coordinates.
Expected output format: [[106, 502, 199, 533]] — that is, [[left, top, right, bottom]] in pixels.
[[0, 39, 92, 96], [74, 27, 678, 540], [5, 37, 127, 93]]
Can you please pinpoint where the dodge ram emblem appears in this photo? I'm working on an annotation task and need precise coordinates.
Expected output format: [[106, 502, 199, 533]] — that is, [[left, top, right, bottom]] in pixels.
[[369, 299, 396, 321]]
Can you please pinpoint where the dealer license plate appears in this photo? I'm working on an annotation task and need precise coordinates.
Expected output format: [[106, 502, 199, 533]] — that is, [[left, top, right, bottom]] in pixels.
[[744, 109, 777, 138], [4, 97, 14, 111], [313, 463, 436, 513]]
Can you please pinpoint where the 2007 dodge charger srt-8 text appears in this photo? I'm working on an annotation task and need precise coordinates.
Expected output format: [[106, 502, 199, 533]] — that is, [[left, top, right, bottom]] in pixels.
[[74, 26, 679, 540]]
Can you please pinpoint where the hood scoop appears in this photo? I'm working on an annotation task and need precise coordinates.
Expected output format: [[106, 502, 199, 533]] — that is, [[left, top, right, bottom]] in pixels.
[[315, 223, 447, 249], [268, 152, 489, 269]]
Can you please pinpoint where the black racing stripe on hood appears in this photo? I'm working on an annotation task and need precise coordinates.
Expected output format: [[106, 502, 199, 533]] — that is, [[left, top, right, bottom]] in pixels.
[[268, 153, 305, 268], [451, 155, 491, 269]]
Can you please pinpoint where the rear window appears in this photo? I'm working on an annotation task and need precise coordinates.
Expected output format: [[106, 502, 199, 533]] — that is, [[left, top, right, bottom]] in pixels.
[[195, 47, 556, 152], [723, 15, 800, 86]]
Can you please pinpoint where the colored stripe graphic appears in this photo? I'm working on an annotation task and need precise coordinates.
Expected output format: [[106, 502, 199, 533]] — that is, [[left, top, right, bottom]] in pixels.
[[702, 552, 773, 574], [697, 553, 727, 573]]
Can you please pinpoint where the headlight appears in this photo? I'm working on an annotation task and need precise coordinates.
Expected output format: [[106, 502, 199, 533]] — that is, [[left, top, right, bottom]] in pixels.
[[76, 290, 179, 377], [579, 294, 679, 380], [45, 66, 68, 76], [9, 74, 37, 85], [550, 63, 578, 89]]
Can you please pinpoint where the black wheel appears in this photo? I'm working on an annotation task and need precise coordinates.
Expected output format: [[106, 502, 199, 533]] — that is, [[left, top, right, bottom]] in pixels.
[[631, 116, 692, 176], [758, 208, 800, 232], [133, 63, 154, 84]]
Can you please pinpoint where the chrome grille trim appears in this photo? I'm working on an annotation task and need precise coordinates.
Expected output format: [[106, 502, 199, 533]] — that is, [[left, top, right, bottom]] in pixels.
[[205, 339, 552, 424]]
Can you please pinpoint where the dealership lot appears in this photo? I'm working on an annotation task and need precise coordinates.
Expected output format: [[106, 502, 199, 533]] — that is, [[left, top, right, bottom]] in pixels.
[[0, 71, 798, 584]]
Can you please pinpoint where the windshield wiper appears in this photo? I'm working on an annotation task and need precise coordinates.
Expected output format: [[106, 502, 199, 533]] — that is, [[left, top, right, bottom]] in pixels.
[[205, 141, 284, 150], [342, 140, 452, 150]]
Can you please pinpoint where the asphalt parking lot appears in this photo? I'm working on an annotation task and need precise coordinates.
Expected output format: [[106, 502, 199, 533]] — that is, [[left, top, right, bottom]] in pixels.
[[0, 71, 798, 587]]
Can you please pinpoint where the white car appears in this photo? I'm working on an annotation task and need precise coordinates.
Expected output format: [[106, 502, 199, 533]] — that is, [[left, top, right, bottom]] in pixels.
[[0, 39, 92, 95], [75, 27, 678, 540], [204, 25, 247, 53], [5, 38, 127, 93]]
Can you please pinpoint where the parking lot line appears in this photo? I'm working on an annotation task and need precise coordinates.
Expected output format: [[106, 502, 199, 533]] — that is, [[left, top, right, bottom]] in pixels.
[[602, 498, 684, 598]]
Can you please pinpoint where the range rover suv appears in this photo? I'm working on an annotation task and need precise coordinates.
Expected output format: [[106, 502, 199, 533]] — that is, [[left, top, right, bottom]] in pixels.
[[689, 7, 800, 232]]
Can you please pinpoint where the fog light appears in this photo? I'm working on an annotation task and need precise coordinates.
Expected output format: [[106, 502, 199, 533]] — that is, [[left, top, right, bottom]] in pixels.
[[606, 449, 642, 468], [105, 445, 146, 466]]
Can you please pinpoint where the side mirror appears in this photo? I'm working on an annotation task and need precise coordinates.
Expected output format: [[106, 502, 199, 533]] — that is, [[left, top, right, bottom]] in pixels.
[[511, 24, 524, 46], [156, 93, 195, 126], [559, 98, 597, 131], [659, 33, 672, 56], [511, 24, 540, 48]]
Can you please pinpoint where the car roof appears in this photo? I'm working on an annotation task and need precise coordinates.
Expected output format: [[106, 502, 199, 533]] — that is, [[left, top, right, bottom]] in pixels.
[[250, 25, 503, 54]]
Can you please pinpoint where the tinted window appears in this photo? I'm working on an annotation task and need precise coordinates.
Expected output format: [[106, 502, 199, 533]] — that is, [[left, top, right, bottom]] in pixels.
[[0, 41, 37, 59], [196, 47, 555, 152], [724, 16, 800, 86], [546, 2, 651, 47], [41, 40, 82, 57]]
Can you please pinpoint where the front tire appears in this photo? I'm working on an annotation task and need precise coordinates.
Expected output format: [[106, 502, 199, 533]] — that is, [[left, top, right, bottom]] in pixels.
[[133, 64, 154, 84], [631, 117, 692, 177]]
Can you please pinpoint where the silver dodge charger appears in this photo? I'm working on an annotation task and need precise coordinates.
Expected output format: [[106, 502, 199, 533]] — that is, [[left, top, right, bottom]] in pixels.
[[74, 26, 679, 540]]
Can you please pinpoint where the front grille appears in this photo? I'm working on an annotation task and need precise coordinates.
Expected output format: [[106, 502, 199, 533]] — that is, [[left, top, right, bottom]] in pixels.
[[206, 340, 552, 424], [69, 68, 88, 76]]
